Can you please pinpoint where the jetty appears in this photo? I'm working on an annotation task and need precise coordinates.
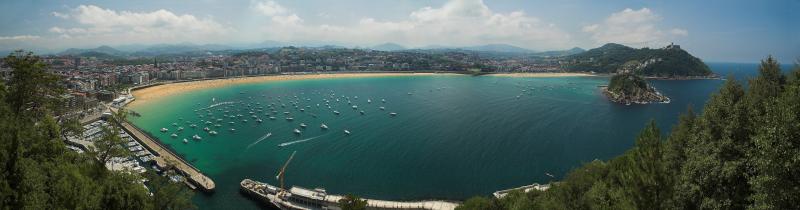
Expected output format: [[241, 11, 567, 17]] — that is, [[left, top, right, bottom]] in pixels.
[[241, 179, 458, 210], [108, 107, 215, 192]]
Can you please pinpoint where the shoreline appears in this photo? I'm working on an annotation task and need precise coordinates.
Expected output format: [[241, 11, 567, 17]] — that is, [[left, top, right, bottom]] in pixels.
[[486, 72, 598, 78], [128, 72, 595, 108], [129, 72, 448, 108]]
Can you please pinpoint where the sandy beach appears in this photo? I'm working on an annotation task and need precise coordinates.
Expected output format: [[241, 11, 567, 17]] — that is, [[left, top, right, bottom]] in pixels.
[[128, 73, 449, 108], [128, 72, 596, 108], [487, 72, 596, 78]]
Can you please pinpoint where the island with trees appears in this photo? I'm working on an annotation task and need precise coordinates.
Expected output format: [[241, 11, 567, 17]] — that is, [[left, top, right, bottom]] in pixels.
[[602, 73, 670, 104], [565, 43, 714, 78]]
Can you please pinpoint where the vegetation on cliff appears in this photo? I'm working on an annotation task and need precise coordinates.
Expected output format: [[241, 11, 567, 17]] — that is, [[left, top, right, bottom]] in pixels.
[[565, 43, 713, 77], [0, 51, 195, 210], [457, 56, 800, 210], [604, 73, 670, 104]]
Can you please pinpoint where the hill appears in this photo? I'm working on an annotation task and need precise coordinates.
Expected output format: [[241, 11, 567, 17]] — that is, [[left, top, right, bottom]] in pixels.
[[59, 45, 126, 56], [603, 73, 670, 104], [564, 43, 712, 77], [371, 43, 406, 51], [461, 44, 535, 53]]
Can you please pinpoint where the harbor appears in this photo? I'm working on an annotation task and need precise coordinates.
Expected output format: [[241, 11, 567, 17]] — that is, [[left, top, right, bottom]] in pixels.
[[116, 116, 216, 192], [240, 179, 459, 210]]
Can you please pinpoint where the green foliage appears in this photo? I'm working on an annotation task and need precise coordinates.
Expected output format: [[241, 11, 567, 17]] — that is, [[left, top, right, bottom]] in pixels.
[[608, 73, 649, 95], [457, 56, 800, 210], [0, 51, 195, 210], [565, 43, 712, 77], [338, 194, 368, 210]]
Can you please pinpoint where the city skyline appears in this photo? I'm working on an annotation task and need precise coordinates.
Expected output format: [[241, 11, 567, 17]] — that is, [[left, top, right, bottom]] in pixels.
[[0, 0, 797, 62]]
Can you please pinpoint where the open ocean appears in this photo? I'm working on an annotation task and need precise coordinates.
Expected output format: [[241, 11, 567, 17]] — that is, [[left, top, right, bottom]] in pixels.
[[128, 62, 793, 209]]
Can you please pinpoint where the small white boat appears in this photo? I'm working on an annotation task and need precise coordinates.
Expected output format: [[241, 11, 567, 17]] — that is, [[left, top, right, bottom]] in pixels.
[[299, 108, 305, 112], [204, 127, 210, 131], [256, 119, 263, 123], [160, 128, 169, 132], [192, 135, 202, 140], [381, 99, 386, 103], [172, 123, 178, 126], [183, 139, 188, 143], [269, 117, 276, 120], [170, 133, 178, 138], [286, 117, 294, 121], [230, 128, 236, 132], [352, 105, 358, 109], [177, 127, 184, 131], [379, 107, 385, 110], [209, 131, 218, 135], [360, 110, 365, 115], [333, 111, 340, 115], [321, 123, 328, 129], [367, 99, 372, 103], [390, 112, 397, 117], [299, 123, 307, 128], [344, 130, 351, 135], [190, 124, 197, 128], [293, 129, 301, 135]]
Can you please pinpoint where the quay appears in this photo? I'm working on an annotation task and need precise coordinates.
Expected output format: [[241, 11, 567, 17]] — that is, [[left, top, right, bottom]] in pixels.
[[241, 179, 459, 210], [109, 107, 215, 192], [119, 119, 215, 192]]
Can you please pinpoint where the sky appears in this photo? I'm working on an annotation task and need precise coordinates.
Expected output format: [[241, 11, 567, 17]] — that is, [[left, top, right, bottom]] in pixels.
[[0, 0, 797, 62]]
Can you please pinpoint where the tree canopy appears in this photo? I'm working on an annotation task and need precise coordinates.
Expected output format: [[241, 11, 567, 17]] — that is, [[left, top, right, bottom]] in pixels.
[[0, 51, 195, 210]]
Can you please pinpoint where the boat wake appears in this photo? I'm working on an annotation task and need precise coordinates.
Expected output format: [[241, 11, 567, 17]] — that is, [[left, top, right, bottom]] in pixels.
[[246, 133, 272, 150], [278, 134, 328, 147]]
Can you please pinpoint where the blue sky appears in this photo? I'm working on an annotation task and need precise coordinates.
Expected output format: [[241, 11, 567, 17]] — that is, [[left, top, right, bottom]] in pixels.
[[0, 0, 797, 62]]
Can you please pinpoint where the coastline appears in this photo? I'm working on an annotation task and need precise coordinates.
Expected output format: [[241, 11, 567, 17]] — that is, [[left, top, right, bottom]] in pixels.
[[128, 72, 595, 108], [487, 72, 597, 78], [128, 72, 449, 108]]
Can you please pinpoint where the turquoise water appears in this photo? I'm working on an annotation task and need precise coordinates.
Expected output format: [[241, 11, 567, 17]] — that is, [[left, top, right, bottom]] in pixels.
[[128, 63, 783, 209]]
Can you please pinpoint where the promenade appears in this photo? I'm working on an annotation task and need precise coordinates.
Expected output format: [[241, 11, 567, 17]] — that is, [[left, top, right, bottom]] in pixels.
[[118, 120, 216, 192]]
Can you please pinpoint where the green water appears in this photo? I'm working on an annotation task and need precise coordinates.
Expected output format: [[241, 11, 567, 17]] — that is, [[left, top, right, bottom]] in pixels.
[[129, 72, 729, 209]]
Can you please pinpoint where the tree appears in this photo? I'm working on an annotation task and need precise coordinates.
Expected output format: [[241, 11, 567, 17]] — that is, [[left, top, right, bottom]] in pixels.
[[458, 196, 502, 210], [338, 194, 368, 210], [0, 51, 195, 210], [146, 171, 196, 210]]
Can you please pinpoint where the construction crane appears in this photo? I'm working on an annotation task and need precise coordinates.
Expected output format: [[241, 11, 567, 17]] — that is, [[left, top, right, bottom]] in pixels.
[[275, 151, 297, 191]]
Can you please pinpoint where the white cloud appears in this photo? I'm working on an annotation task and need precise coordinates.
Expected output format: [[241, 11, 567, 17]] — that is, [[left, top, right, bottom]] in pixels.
[[51, 11, 69, 19], [253, 0, 288, 16], [250, 0, 573, 50], [583, 8, 686, 47], [670, 28, 688, 36], [0, 35, 40, 41], [46, 5, 231, 46]]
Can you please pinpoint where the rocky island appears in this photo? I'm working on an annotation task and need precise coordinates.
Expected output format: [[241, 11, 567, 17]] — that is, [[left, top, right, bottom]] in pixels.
[[602, 73, 670, 105]]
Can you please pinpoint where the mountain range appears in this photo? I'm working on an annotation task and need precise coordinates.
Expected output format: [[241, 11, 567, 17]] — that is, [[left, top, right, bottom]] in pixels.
[[53, 42, 587, 57]]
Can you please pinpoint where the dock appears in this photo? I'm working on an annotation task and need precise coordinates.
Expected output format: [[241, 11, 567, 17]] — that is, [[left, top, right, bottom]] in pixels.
[[241, 179, 459, 210], [110, 108, 215, 192]]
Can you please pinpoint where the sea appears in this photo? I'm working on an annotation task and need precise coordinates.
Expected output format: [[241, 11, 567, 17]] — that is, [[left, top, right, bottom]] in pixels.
[[127, 62, 794, 209]]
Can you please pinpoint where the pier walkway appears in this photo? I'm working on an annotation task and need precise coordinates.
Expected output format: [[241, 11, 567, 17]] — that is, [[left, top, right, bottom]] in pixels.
[[241, 179, 458, 210], [108, 105, 215, 192], [118, 120, 216, 192]]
